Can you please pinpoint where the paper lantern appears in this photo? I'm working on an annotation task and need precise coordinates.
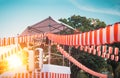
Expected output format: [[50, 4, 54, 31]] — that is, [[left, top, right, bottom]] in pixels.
[[89, 31, 92, 45], [96, 29, 100, 45], [102, 45, 107, 53], [108, 47, 113, 54], [97, 46, 101, 52], [67, 35, 70, 45], [81, 33, 84, 45], [11, 49, 14, 55], [0, 38, 1, 46], [98, 51, 101, 56], [115, 56, 119, 62], [114, 23, 120, 42], [4, 53, 7, 58], [91, 31, 95, 45], [91, 46, 95, 51], [110, 25, 114, 43], [94, 30, 97, 45], [26, 36, 29, 43], [110, 55, 114, 60], [93, 49, 96, 55], [1, 54, 4, 60], [99, 28, 103, 44], [102, 28, 107, 44], [105, 53, 110, 59], [75, 34, 79, 46], [75, 46, 79, 49], [101, 53, 106, 58], [7, 37, 10, 45], [106, 26, 111, 44], [114, 47, 119, 55], [8, 51, 11, 56], [88, 48, 92, 54], [78, 34, 82, 45], [62, 35, 65, 45], [64, 35, 66, 45], [72, 35, 75, 45], [18, 37, 20, 43], [24, 36, 26, 43], [29, 36, 32, 42], [80, 46, 84, 51], [65, 35, 67, 45], [60, 35, 63, 44], [85, 32, 89, 45], [2, 38, 6, 46], [84, 46, 88, 52], [69, 35, 73, 46]]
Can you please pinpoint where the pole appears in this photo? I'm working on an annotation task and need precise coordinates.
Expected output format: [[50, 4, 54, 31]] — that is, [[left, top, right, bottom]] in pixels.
[[48, 40, 51, 64], [63, 46, 65, 66], [68, 46, 71, 67], [48, 23, 51, 64]]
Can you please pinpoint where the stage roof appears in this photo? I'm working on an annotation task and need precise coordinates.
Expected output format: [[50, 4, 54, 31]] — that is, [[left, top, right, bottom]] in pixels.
[[21, 16, 75, 36]]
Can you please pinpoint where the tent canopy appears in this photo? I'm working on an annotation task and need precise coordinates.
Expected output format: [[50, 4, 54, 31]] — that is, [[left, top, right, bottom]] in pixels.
[[21, 16, 75, 36]]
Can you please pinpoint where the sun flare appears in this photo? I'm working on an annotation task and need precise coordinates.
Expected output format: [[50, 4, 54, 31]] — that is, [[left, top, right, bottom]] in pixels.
[[6, 54, 22, 69]]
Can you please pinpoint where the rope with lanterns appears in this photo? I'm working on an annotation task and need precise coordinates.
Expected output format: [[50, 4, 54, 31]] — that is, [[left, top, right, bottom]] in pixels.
[[57, 45, 107, 78]]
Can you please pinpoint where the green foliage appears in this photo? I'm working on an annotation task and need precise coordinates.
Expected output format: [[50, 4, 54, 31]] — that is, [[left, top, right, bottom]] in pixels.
[[59, 15, 106, 32]]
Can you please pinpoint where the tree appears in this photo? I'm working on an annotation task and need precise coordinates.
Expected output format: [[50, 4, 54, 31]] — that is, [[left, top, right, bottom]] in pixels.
[[59, 15, 106, 32]]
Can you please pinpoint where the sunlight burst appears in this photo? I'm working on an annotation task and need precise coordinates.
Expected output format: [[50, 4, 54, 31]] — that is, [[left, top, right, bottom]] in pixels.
[[6, 54, 22, 69]]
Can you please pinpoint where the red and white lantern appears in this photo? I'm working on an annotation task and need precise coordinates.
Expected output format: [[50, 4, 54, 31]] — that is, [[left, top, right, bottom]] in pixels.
[[98, 51, 101, 56], [93, 49, 96, 55], [108, 47, 113, 54], [114, 47, 119, 55], [102, 45, 107, 53], [115, 56, 119, 62], [88, 48, 92, 54], [97, 46, 101, 52], [105, 53, 110, 59], [110, 54, 114, 60]]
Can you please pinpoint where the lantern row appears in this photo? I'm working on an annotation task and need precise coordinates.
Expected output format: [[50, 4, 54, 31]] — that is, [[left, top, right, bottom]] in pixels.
[[0, 34, 44, 46], [1, 72, 70, 78], [0, 44, 22, 60], [57, 45, 107, 78], [79, 45, 119, 62], [47, 23, 120, 46], [0, 23, 120, 47]]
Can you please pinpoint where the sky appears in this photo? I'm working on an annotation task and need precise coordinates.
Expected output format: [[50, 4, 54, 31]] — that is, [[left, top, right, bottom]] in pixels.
[[0, 0, 120, 38]]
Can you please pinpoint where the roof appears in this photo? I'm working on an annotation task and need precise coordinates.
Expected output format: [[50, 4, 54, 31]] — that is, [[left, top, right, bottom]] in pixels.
[[21, 16, 75, 36]]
